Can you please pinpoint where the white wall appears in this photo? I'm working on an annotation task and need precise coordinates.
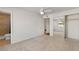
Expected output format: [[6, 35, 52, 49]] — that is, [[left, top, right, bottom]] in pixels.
[[12, 8, 44, 43], [0, 8, 44, 44], [49, 8, 79, 39], [50, 8, 79, 18]]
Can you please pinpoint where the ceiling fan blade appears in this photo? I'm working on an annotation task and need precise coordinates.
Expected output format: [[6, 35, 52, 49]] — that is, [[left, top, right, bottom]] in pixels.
[[40, 8, 45, 15]]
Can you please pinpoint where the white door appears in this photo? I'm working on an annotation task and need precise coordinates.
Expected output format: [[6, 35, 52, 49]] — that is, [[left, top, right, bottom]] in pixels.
[[67, 14, 79, 39]]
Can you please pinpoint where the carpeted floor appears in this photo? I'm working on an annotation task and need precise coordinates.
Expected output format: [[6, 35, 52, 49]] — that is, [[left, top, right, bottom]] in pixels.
[[0, 33, 79, 51]]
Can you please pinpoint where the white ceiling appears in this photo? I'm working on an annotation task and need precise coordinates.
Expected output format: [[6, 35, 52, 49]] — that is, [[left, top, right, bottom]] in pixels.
[[23, 7, 79, 14]]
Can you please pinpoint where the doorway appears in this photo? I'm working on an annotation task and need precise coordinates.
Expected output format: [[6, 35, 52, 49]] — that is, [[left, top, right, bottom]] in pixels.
[[53, 17, 65, 37], [0, 12, 11, 46], [65, 14, 79, 40], [44, 18, 50, 35]]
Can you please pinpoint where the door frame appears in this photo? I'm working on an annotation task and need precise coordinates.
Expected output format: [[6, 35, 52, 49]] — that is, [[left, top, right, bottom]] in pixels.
[[0, 10, 12, 44], [64, 13, 79, 39], [64, 15, 68, 38], [44, 18, 50, 35]]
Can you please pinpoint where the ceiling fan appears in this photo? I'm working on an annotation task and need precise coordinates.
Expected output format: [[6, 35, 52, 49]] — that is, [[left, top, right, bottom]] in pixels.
[[40, 8, 45, 15], [40, 8, 52, 15]]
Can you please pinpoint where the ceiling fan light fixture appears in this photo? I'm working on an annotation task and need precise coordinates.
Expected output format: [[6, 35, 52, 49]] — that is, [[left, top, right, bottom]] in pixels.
[[40, 11, 44, 15]]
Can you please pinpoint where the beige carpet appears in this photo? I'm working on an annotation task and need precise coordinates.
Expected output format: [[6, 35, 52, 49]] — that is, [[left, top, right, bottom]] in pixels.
[[0, 33, 79, 51]]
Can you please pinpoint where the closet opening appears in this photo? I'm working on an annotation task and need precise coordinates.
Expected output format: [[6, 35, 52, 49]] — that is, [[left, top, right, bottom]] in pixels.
[[0, 12, 11, 46]]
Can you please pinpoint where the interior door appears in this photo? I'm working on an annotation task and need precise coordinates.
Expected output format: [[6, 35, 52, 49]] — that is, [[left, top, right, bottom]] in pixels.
[[0, 13, 10, 35], [66, 14, 79, 39]]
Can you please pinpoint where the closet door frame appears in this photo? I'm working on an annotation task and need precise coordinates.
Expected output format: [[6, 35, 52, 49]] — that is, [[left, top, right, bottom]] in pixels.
[[64, 13, 79, 39], [0, 11, 12, 44]]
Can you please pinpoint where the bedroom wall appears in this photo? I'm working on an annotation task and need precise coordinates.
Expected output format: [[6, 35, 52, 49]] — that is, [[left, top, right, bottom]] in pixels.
[[12, 8, 44, 43], [0, 8, 44, 44]]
